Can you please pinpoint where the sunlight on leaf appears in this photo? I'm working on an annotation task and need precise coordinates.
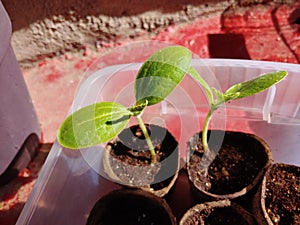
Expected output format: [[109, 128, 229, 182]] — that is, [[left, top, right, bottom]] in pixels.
[[57, 102, 131, 149], [135, 46, 192, 106], [223, 71, 288, 102]]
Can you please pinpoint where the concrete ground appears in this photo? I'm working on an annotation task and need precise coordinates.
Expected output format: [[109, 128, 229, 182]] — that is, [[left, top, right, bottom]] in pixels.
[[0, 2, 299, 224]]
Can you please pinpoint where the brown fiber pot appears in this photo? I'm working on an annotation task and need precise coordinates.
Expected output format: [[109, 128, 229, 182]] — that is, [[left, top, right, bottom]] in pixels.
[[187, 130, 273, 201], [87, 188, 176, 225], [252, 163, 300, 225], [179, 199, 258, 225], [103, 124, 180, 197]]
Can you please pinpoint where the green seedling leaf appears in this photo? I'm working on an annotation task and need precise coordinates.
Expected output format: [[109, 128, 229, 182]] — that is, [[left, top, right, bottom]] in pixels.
[[198, 70, 288, 152], [57, 102, 131, 149], [135, 46, 192, 106], [223, 71, 288, 102], [210, 87, 225, 110], [212, 87, 224, 102]]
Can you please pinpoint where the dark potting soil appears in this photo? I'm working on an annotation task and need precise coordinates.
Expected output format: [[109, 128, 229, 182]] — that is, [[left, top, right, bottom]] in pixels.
[[188, 131, 268, 195], [205, 206, 252, 225], [182, 206, 253, 225], [106, 124, 179, 190], [265, 164, 300, 225], [87, 189, 175, 225]]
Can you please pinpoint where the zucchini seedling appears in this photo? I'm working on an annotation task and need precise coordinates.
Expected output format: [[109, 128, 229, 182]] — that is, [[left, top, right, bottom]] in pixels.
[[57, 45, 287, 165], [189, 68, 288, 153], [57, 46, 194, 164]]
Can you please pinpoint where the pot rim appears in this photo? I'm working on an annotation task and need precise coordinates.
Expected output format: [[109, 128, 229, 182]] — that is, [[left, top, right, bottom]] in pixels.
[[87, 188, 176, 225], [179, 199, 257, 225], [260, 163, 299, 224], [187, 129, 274, 199], [103, 124, 180, 197]]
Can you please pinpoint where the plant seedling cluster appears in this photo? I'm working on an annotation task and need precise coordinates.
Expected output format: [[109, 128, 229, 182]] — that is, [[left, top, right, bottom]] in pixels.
[[189, 68, 288, 152], [57, 46, 288, 164], [58, 46, 193, 164]]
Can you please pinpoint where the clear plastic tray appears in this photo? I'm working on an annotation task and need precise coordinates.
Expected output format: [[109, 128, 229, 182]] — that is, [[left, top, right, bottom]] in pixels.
[[17, 59, 300, 225]]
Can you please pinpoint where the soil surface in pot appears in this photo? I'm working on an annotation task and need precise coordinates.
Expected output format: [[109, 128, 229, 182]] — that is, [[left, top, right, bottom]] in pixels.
[[87, 189, 175, 225], [264, 163, 300, 225], [105, 124, 179, 190], [188, 130, 270, 195]]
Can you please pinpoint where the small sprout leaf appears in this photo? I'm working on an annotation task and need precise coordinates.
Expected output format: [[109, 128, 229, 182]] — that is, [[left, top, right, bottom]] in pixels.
[[135, 46, 192, 106], [198, 70, 288, 152], [128, 100, 148, 116], [57, 102, 131, 149], [223, 71, 287, 102], [212, 87, 224, 102], [223, 92, 241, 103]]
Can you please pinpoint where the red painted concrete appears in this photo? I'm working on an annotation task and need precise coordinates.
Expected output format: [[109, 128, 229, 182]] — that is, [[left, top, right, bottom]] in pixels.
[[0, 2, 299, 224]]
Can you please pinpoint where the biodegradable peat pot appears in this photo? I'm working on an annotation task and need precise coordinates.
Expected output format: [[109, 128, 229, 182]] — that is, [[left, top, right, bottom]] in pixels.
[[253, 163, 300, 225], [187, 130, 273, 200], [103, 124, 180, 197], [87, 188, 176, 225], [179, 199, 257, 225]]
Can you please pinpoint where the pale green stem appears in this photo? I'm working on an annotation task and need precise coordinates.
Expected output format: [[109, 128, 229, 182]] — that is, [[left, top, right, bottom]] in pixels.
[[136, 115, 156, 164], [202, 108, 214, 152]]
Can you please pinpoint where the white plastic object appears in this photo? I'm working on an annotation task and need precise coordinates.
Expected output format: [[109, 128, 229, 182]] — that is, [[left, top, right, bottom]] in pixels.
[[17, 59, 300, 225], [0, 2, 40, 183]]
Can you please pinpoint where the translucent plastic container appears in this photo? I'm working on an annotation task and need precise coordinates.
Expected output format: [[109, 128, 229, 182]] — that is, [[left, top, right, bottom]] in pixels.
[[16, 59, 300, 225]]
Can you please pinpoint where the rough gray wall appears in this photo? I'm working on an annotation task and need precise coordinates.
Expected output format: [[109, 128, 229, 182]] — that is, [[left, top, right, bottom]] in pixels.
[[2, 0, 296, 65]]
